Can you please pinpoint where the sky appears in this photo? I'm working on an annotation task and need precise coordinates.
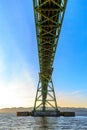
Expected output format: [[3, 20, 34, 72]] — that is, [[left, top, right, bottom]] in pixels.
[[0, 0, 87, 108]]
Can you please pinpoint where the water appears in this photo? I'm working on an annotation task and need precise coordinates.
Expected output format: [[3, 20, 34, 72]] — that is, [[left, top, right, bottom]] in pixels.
[[0, 113, 87, 130]]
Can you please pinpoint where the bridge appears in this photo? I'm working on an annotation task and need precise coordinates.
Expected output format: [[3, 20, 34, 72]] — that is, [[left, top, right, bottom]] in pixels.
[[32, 0, 68, 116]]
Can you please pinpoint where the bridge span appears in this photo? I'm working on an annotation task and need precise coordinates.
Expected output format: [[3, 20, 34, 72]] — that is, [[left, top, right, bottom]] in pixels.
[[33, 0, 68, 116]]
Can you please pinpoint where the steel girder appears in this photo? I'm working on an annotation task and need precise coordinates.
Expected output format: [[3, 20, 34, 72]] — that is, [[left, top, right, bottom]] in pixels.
[[33, 0, 67, 111]]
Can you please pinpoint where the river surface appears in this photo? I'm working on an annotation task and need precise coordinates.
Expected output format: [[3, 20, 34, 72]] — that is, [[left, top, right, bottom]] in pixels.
[[0, 113, 87, 130]]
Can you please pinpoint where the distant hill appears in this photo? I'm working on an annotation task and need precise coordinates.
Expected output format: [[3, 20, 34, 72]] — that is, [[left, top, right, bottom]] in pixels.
[[0, 107, 33, 113], [0, 107, 87, 116]]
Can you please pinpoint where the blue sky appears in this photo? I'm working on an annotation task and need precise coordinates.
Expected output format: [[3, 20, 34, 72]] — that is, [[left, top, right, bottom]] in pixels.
[[0, 0, 87, 108]]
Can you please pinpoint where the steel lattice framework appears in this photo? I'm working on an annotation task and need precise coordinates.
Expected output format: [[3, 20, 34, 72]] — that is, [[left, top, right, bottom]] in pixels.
[[33, 0, 67, 114]]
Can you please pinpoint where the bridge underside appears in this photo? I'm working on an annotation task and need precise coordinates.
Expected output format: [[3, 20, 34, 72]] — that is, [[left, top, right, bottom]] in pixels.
[[33, 0, 67, 116]]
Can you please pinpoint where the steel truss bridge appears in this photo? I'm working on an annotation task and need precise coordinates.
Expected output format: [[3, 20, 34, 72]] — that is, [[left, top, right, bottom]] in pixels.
[[33, 0, 68, 116]]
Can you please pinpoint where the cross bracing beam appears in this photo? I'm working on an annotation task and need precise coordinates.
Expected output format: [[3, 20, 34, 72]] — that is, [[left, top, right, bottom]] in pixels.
[[33, 0, 68, 112]]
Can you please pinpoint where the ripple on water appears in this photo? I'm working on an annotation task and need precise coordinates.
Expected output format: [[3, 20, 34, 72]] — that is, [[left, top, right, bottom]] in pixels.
[[0, 114, 87, 130]]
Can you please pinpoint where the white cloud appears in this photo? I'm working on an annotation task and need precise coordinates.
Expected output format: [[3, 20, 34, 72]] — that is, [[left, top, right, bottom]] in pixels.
[[0, 65, 36, 108], [71, 90, 82, 95], [0, 45, 36, 108]]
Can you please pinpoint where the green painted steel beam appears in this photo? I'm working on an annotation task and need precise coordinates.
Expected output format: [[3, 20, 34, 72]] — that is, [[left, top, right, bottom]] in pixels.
[[33, 0, 67, 79], [33, 0, 68, 111]]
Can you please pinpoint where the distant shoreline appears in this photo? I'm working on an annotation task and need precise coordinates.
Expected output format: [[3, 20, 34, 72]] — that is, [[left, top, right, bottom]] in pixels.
[[0, 107, 87, 116]]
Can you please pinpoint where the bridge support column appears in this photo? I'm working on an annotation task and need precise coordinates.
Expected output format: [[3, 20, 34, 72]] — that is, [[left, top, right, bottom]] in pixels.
[[33, 78, 60, 116]]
